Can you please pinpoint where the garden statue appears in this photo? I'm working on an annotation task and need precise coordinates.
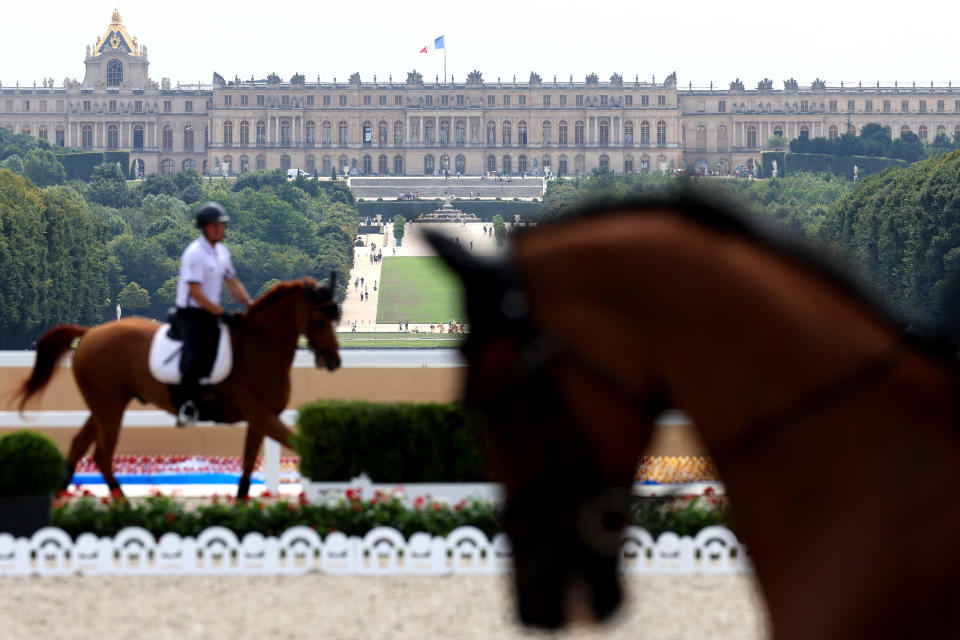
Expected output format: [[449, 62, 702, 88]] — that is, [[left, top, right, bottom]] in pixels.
[[772, 160, 778, 178], [854, 165, 859, 182]]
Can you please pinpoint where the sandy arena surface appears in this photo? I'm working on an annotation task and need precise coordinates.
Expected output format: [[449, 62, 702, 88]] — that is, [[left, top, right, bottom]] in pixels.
[[1, 574, 768, 640]]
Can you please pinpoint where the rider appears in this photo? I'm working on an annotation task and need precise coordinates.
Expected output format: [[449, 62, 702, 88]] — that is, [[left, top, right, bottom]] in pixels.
[[174, 201, 253, 424]]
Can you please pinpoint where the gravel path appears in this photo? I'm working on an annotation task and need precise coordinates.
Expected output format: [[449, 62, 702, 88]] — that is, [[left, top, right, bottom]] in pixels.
[[2, 574, 768, 640]]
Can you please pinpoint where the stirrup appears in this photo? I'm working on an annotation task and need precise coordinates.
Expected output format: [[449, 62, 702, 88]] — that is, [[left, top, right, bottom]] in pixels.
[[177, 400, 199, 427]]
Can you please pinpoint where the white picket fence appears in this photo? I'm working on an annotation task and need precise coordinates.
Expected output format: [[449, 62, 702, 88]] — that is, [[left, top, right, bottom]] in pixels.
[[0, 524, 749, 577]]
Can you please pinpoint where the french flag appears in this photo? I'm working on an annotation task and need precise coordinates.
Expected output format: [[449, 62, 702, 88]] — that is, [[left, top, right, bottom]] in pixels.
[[420, 35, 444, 53]]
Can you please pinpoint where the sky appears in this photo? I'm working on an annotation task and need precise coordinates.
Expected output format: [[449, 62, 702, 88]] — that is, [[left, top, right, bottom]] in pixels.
[[2, 0, 957, 90]]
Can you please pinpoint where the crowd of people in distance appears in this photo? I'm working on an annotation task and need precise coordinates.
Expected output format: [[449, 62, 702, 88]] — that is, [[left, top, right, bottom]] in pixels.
[[398, 191, 422, 200], [353, 275, 378, 302]]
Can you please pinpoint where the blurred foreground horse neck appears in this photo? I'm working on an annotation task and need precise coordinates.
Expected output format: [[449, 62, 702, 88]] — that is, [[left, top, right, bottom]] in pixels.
[[12, 277, 341, 500], [429, 202, 960, 638]]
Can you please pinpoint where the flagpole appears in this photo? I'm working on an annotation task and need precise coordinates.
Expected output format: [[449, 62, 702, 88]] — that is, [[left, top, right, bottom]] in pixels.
[[444, 47, 447, 84]]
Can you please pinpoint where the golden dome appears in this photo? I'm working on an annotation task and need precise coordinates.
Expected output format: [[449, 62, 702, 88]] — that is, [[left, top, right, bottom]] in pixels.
[[93, 10, 140, 57]]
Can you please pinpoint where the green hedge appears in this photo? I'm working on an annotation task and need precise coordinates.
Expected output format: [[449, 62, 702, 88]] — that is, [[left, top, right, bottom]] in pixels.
[[294, 401, 488, 482], [777, 152, 907, 179], [358, 200, 542, 222], [761, 151, 785, 178], [57, 151, 130, 180]]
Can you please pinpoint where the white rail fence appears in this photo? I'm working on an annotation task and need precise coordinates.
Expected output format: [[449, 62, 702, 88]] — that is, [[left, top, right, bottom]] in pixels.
[[0, 525, 749, 577]]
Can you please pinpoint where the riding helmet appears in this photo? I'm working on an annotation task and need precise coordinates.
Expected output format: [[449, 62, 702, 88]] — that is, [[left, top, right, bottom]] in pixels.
[[195, 201, 231, 227]]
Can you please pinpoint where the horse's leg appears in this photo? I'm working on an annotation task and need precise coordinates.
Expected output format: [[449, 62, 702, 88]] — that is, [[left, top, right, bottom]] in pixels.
[[91, 402, 126, 496], [237, 428, 264, 500], [61, 416, 97, 491]]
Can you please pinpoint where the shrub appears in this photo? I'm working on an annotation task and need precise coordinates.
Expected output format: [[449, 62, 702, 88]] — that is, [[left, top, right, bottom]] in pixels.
[[294, 401, 489, 482], [0, 431, 67, 496]]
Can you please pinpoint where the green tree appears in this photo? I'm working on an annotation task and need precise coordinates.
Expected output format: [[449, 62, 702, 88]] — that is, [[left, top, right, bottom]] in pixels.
[[21, 148, 66, 187], [492, 214, 506, 247], [118, 282, 151, 311], [1, 155, 23, 174], [393, 214, 406, 247], [766, 134, 787, 150], [85, 161, 131, 208]]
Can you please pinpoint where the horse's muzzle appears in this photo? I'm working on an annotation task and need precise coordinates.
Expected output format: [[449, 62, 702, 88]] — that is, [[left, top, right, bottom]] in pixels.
[[318, 354, 341, 371]]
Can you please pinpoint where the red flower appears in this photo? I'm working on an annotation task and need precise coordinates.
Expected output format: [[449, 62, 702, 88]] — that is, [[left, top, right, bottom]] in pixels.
[[110, 488, 124, 499], [165, 512, 177, 522], [82, 489, 94, 497], [344, 488, 362, 501], [287, 503, 298, 512], [262, 490, 272, 499], [241, 495, 251, 503], [454, 499, 467, 512], [703, 487, 716, 496], [100, 497, 110, 505], [413, 496, 425, 510]]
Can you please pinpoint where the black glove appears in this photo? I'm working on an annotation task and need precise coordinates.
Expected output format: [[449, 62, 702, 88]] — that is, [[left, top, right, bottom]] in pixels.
[[220, 311, 243, 329]]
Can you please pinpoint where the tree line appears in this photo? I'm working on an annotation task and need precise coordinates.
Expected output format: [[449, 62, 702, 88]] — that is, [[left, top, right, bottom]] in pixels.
[[786, 123, 960, 163]]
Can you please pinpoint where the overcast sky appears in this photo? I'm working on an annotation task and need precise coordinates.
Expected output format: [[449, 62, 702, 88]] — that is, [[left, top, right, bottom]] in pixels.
[[3, 0, 956, 90]]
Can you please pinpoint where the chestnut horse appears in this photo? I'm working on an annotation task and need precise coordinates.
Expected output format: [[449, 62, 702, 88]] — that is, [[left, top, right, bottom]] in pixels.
[[13, 277, 341, 499], [427, 200, 960, 638]]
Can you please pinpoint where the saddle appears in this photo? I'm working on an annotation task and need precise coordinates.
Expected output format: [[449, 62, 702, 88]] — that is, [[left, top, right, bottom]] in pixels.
[[148, 317, 233, 386]]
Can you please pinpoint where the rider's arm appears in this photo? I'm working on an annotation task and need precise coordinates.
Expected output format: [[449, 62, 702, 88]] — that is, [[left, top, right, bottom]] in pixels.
[[225, 276, 253, 308], [187, 283, 225, 316]]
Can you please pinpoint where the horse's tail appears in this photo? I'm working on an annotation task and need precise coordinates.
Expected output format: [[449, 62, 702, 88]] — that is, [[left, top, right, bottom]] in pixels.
[[12, 324, 89, 413]]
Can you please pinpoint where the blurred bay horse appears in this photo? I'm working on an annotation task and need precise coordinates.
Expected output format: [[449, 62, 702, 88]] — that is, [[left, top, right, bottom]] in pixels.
[[428, 200, 960, 638], [13, 277, 341, 499]]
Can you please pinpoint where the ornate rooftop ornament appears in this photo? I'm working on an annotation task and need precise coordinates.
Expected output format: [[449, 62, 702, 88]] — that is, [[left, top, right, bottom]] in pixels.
[[609, 72, 623, 87], [407, 70, 424, 86], [466, 70, 483, 86], [93, 10, 139, 57], [663, 71, 677, 87], [529, 71, 541, 85], [212, 71, 225, 87], [757, 78, 773, 91], [811, 78, 826, 90], [729, 78, 745, 91], [349, 72, 361, 86], [266, 72, 281, 84], [290, 72, 305, 86], [585, 72, 599, 85], [783, 78, 799, 91]]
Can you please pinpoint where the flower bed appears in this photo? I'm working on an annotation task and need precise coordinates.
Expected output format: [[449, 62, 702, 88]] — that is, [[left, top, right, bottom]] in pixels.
[[51, 488, 730, 540]]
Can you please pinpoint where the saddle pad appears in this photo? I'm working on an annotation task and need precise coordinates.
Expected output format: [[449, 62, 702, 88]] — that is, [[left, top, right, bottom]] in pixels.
[[148, 323, 233, 385]]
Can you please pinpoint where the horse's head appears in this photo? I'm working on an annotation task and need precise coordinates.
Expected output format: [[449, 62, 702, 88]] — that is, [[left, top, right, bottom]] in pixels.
[[428, 232, 647, 628], [305, 273, 342, 371]]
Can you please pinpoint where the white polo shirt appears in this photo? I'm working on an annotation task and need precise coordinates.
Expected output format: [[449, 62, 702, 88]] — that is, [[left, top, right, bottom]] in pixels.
[[175, 236, 237, 309]]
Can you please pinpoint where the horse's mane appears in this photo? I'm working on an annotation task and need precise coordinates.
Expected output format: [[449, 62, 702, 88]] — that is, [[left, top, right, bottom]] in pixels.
[[538, 193, 959, 366], [246, 278, 321, 317]]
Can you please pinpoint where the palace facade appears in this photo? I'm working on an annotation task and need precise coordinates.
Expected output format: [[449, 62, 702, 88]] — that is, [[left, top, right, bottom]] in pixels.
[[4, 12, 960, 178]]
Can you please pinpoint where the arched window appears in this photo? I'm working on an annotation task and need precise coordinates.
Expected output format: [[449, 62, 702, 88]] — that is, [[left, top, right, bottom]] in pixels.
[[133, 125, 144, 150], [184, 125, 195, 151], [773, 125, 784, 137], [575, 154, 585, 173], [574, 121, 585, 145], [162, 125, 174, 151], [223, 121, 233, 145], [160, 159, 175, 174], [223, 155, 233, 175], [848, 124, 856, 136], [599, 154, 609, 170], [424, 154, 435, 175], [624, 121, 634, 145], [55, 127, 65, 146], [81, 124, 93, 150], [439, 121, 450, 145], [656, 121, 667, 147], [107, 60, 122, 87], [256, 154, 266, 170], [502, 121, 512, 146], [624, 154, 634, 173], [937, 125, 946, 137], [280, 155, 291, 171], [799, 125, 810, 140], [182, 158, 196, 173], [518, 121, 528, 146], [828, 125, 838, 140], [557, 154, 568, 175], [378, 154, 388, 174], [338, 121, 348, 145], [542, 155, 551, 171], [695, 125, 706, 152], [322, 155, 332, 174], [455, 154, 466, 174], [107, 124, 119, 150], [598, 120, 609, 146], [280, 120, 291, 145], [558, 121, 568, 146], [717, 125, 727, 152], [439, 154, 450, 171], [393, 154, 403, 175], [746, 125, 757, 149], [640, 121, 650, 145], [378, 121, 388, 145], [362, 121, 373, 145], [919, 125, 928, 142], [240, 156, 249, 174], [338, 155, 349, 172], [394, 121, 403, 144], [256, 121, 266, 145], [362, 154, 372, 174], [502, 155, 512, 175], [38, 126, 48, 141], [306, 121, 316, 144], [487, 121, 497, 145], [900, 125, 910, 137], [487, 155, 497, 173], [424, 120, 435, 145], [455, 120, 466, 145], [542, 121, 552, 145], [306, 156, 316, 174], [518, 154, 528, 174], [322, 121, 332, 145], [640, 155, 650, 173]]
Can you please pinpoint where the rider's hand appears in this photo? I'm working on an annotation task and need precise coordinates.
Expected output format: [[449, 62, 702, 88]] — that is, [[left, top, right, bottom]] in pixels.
[[220, 311, 243, 329]]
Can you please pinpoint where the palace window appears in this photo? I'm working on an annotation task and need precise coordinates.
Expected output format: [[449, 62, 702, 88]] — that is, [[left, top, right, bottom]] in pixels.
[[441, 95, 448, 106], [502, 155, 512, 175], [363, 95, 371, 106], [424, 155, 435, 175], [937, 100, 945, 113], [695, 125, 706, 152], [223, 121, 233, 145], [829, 100, 837, 112], [133, 125, 144, 150], [543, 121, 552, 145], [502, 121, 512, 145], [641, 95, 650, 107], [394, 121, 403, 144], [38, 126, 47, 140], [324, 95, 331, 106], [576, 95, 583, 106], [280, 120, 292, 144], [600, 95, 608, 106], [239, 156, 249, 174], [901, 100, 909, 112], [624, 121, 633, 145], [439, 154, 450, 171], [338, 121, 348, 145], [455, 120, 466, 145], [625, 96, 633, 106], [518, 154, 528, 174], [799, 125, 810, 140], [574, 154, 585, 173], [109, 100, 117, 113], [624, 155, 633, 173], [658, 95, 666, 106], [362, 155, 372, 174], [237, 121, 248, 146], [161, 159, 174, 175], [107, 60, 122, 87], [241, 95, 249, 106], [378, 121, 388, 145], [864, 100, 872, 113], [256, 121, 266, 144], [183, 100, 192, 112], [518, 95, 526, 106], [828, 125, 838, 141], [640, 121, 650, 145], [358, 120, 368, 145], [83, 101, 91, 112], [378, 154, 388, 174], [306, 121, 317, 144], [393, 155, 403, 175], [598, 120, 609, 146], [322, 121, 332, 145], [55, 127, 65, 146], [919, 125, 928, 141], [598, 154, 608, 170], [487, 155, 497, 173], [518, 121, 527, 145], [487, 121, 496, 145], [488, 95, 496, 106], [559, 95, 566, 106], [574, 121, 584, 145], [163, 126, 174, 150], [257, 95, 265, 106], [919, 100, 927, 113], [455, 154, 465, 174], [183, 159, 196, 173], [558, 155, 568, 175], [425, 120, 435, 144], [883, 100, 891, 113], [900, 125, 911, 137], [847, 100, 855, 112], [503, 96, 511, 106], [801, 100, 809, 112], [256, 154, 266, 170], [107, 125, 119, 150], [656, 121, 667, 147], [425, 96, 433, 106], [773, 125, 784, 137], [717, 125, 727, 152], [395, 95, 402, 105], [543, 95, 551, 107], [439, 121, 450, 145], [746, 125, 757, 149], [558, 120, 568, 145], [224, 96, 231, 107], [184, 125, 195, 151], [457, 95, 464, 106]]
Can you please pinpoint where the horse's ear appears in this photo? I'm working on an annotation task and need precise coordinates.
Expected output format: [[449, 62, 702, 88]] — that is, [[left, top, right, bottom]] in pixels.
[[328, 271, 337, 292], [423, 230, 480, 283]]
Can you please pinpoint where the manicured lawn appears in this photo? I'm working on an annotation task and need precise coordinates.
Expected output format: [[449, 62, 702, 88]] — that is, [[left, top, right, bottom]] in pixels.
[[376, 257, 465, 324], [336, 332, 463, 348]]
